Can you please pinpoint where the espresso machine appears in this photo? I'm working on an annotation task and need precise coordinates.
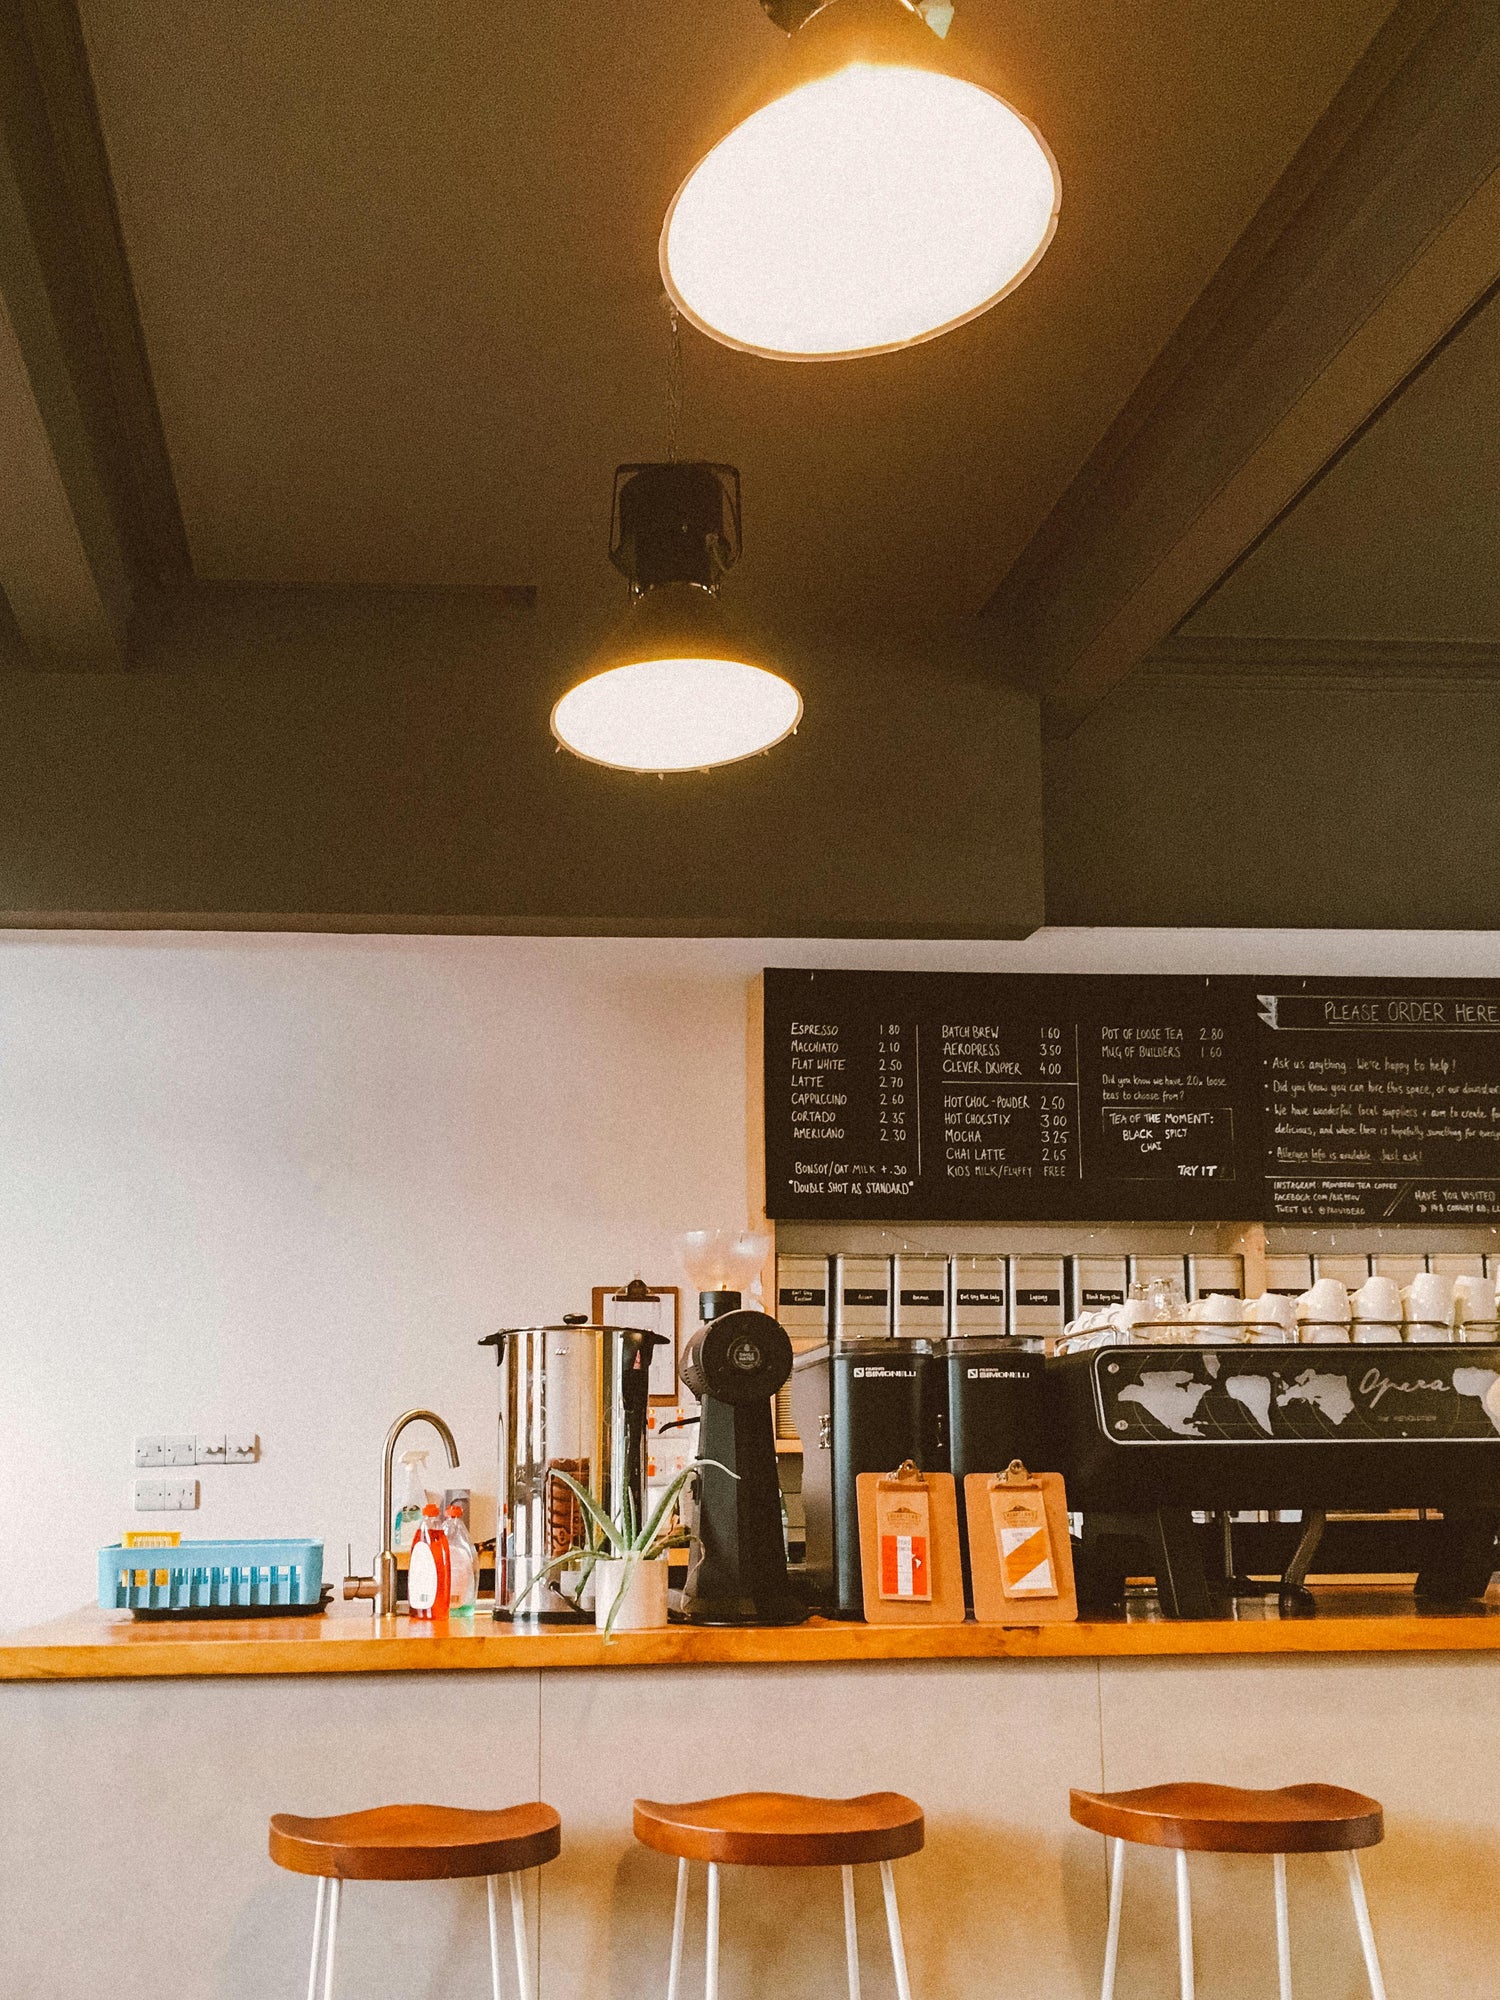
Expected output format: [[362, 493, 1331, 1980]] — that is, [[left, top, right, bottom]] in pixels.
[[480, 1316, 664, 1621], [1049, 1341, 1500, 1616]]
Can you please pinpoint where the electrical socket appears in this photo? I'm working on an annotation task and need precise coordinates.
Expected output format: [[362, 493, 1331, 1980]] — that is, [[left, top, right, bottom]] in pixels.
[[162, 1436, 197, 1467], [225, 1434, 258, 1465], [162, 1477, 198, 1511], [133, 1479, 165, 1510], [134, 1436, 165, 1469], [195, 1435, 227, 1465]]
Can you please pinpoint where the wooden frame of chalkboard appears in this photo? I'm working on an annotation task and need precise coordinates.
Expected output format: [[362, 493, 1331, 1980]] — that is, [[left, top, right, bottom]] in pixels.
[[762, 969, 1500, 1226]]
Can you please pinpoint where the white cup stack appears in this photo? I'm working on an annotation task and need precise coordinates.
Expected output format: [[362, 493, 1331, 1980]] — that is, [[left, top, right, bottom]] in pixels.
[[1296, 1277, 1353, 1344], [1241, 1292, 1299, 1344], [1189, 1291, 1245, 1345], [1350, 1274, 1404, 1345], [1402, 1272, 1455, 1344], [1454, 1273, 1499, 1345]]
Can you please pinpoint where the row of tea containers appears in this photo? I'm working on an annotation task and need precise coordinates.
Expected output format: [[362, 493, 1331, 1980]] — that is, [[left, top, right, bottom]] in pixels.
[[775, 1248, 1500, 1349]]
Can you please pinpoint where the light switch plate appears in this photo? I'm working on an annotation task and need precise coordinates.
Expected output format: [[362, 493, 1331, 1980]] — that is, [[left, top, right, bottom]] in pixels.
[[162, 1477, 198, 1511], [162, 1436, 197, 1467], [195, 1435, 227, 1465], [225, 1434, 258, 1465], [132, 1479, 165, 1510], [134, 1436, 165, 1469]]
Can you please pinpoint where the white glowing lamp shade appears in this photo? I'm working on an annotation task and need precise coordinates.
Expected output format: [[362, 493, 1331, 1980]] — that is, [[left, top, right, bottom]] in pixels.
[[551, 654, 802, 772], [662, 62, 1060, 360]]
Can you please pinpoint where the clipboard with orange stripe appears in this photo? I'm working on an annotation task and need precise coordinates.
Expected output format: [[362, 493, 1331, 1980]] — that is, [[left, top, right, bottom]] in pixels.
[[856, 1463, 965, 1625], [965, 1462, 1078, 1625]]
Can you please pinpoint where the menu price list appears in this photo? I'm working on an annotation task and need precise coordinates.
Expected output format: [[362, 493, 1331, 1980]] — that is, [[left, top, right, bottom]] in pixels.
[[782, 1010, 918, 1200], [764, 970, 1254, 1221], [764, 971, 1500, 1224]]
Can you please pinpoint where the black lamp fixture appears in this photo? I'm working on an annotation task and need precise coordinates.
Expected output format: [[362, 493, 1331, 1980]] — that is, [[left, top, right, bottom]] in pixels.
[[551, 460, 802, 773], [660, 0, 1061, 362]]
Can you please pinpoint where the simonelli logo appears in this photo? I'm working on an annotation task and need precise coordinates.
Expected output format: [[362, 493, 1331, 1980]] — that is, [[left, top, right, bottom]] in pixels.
[[853, 1364, 918, 1379]]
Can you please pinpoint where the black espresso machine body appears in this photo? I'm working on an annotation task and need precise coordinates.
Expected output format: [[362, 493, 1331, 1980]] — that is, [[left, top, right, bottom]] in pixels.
[[790, 1340, 944, 1617], [790, 1337, 1048, 1616], [1048, 1341, 1500, 1613], [945, 1340, 1049, 1596], [945, 1340, 1049, 1486]]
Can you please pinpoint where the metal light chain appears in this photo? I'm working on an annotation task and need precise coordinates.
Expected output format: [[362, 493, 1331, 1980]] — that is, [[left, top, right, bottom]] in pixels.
[[665, 296, 684, 462]]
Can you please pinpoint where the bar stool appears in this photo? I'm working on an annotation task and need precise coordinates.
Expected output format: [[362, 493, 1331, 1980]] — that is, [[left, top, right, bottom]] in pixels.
[[268, 1801, 561, 2000], [634, 1790, 923, 2000], [1070, 1781, 1386, 2000]]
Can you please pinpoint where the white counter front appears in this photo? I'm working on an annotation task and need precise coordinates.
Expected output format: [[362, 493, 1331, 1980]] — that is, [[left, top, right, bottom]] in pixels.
[[5, 1640, 1500, 1998]]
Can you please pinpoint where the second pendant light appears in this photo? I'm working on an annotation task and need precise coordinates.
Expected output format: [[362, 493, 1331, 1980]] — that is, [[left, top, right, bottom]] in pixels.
[[552, 462, 801, 774]]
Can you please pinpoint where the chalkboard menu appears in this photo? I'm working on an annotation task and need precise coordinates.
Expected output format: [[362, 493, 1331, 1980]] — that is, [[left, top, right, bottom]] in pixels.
[[763, 970, 1500, 1224]]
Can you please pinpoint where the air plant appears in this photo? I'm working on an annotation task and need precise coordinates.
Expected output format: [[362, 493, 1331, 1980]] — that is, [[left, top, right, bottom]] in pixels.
[[513, 1458, 735, 1637]]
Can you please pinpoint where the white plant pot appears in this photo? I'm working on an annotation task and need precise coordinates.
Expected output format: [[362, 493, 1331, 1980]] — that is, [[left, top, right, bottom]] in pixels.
[[593, 1556, 670, 1632]]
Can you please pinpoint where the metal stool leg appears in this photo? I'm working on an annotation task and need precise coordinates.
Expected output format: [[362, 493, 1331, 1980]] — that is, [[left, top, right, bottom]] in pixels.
[[842, 1865, 862, 2000], [1174, 1851, 1194, 2000], [320, 1878, 341, 2000], [1100, 1838, 1126, 2000], [304, 1878, 328, 2000], [487, 1877, 504, 2000], [509, 1873, 532, 2000], [879, 1860, 914, 2000], [704, 1862, 721, 2000], [1273, 1854, 1292, 2000], [1345, 1853, 1387, 2000], [666, 1858, 689, 2000]]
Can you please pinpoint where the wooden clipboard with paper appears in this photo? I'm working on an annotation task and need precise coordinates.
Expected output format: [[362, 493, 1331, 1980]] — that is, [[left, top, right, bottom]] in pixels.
[[856, 1461, 965, 1624], [965, 1462, 1078, 1624]]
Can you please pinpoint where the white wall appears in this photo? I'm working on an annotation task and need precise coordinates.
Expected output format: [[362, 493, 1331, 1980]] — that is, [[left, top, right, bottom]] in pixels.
[[6, 926, 1500, 1626]]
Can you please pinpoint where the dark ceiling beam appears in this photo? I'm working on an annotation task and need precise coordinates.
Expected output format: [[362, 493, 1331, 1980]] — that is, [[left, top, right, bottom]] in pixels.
[[983, 0, 1500, 737], [0, 171, 128, 667], [0, 1, 188, 668]]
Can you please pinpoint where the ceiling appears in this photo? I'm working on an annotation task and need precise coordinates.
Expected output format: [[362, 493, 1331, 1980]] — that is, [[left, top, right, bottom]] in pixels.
[[1183, 284, 1500, 644], [7, 0, 1500, 933], [76, 0, 1398, 634]]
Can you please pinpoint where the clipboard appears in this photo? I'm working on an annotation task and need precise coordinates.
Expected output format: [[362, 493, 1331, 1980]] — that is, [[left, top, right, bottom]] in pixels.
[[965, 1463, 1077, 1625], [856, 1462, 965, 1625]]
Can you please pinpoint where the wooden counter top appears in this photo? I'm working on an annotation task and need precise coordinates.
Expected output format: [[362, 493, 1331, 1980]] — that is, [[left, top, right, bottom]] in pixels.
[[6, 1591, 1500, 1679]]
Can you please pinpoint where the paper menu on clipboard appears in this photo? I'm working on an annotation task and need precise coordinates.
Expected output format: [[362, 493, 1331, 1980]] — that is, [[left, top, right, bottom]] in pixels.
[[593, 1283, 680, 1403], [855, 1464, 965, 1625], [964, 1465, 1077, 1625]]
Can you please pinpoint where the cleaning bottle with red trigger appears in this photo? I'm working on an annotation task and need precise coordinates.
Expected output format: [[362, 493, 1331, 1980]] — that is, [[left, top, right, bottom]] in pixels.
[[408, 1502, 451, 1619], [443, 1503, 479, 1615]]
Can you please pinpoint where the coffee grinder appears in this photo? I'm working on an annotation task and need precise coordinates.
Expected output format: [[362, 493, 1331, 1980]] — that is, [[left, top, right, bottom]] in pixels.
[[678, 1286, 808, 1626]]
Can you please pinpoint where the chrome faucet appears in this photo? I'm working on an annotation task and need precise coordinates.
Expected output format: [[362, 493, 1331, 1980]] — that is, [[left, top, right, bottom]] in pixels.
[[344, 1408, 460, 1616]]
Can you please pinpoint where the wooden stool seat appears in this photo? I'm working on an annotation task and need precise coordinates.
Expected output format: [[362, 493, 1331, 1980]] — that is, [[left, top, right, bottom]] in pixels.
[[269, 1800, 562, 1880], [633, 1790, 925, 1868], [1070, 1781, 1384, 1855], [635, 1790, 924, 2000]]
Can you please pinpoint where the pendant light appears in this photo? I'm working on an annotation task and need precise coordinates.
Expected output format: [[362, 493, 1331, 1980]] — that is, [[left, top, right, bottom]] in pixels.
[[661, 0, 1060, 362], [551, 460, 802, 773]]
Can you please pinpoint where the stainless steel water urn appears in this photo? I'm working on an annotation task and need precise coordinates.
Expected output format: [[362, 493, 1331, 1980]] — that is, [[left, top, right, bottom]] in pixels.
[[480, 1319, 663, 1621]]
